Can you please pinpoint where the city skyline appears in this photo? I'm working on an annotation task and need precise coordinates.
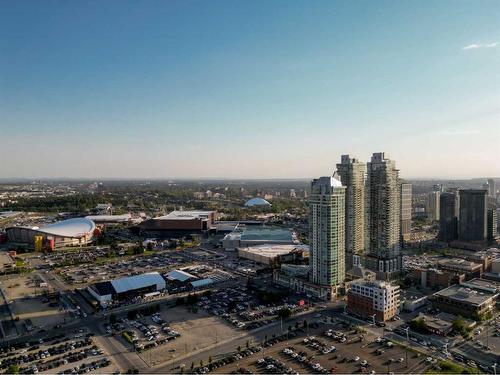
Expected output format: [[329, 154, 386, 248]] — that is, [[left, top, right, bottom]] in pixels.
[[1, 0, 499, 179]]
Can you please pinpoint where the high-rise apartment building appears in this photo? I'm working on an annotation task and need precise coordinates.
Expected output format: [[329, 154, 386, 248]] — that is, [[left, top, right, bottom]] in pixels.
[[487, 209, 497, 242], [439, 191, 459, 242], [336, 155, 365, 272], [459, 189, 487, 242], [309, 175, 346, 288], [400, 183, 412, 244], [427, 191, 440, 221], [487, 178, 496, 198], [365, 152, 402, 280]]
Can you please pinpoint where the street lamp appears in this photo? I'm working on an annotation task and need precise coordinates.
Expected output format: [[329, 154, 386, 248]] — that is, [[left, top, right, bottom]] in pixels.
[[492, 363, 497, 375], [403, 327, 410, 342]]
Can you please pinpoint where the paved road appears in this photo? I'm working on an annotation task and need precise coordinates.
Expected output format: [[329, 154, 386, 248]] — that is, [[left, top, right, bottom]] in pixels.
[[151, 307, 328, 373], [89, 319, 147, 373]]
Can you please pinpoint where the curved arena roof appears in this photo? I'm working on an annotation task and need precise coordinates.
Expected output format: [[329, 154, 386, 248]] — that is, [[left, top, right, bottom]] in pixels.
[[244, 197, 272, 207], [31, 217, 96, 238]]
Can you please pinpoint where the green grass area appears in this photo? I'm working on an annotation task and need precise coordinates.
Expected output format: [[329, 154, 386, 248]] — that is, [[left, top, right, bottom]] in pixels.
[[425, 360, 480, 374]]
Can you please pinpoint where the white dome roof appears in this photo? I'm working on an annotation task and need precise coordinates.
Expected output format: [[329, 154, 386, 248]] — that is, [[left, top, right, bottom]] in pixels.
[[244, 197, 272, 207], [40, 217, 96, 237]]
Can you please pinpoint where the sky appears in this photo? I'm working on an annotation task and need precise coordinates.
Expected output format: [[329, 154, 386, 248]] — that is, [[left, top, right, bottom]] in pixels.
[[1, 0, 499, 179]]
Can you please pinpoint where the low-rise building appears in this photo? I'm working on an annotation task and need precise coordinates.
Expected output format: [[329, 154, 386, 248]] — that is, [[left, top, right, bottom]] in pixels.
[[273, 265, 337, 301], [432, 284, 498, 319], [438, 259, 483, 280], [346, 280, 400, 322], [88, 272, 166, 306], [410, 267, 465, 290], [237, 244, 308, 266], [223, 227, 298, 250], [402, 291, 429, 312], [137, 210, 217, 237], [413, 313, 453, 336]]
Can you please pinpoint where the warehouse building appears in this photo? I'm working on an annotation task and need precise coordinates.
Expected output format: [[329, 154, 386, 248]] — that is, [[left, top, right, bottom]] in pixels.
[[88, 272, 166, 306]]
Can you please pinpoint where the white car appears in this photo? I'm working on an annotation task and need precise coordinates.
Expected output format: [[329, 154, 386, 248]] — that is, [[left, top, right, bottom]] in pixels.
[[354, 356, 360, 361], [360, 360, 368, 366]]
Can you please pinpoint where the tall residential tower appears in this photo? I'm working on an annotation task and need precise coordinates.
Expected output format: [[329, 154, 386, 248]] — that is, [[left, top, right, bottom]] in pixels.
[[365, 152, 402, 280], [309, 175, 346, 290], [400, 183, 412, 244], [336, 155, 365, 272]]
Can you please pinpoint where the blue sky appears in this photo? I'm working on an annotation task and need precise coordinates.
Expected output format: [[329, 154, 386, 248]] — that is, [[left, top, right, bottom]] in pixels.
[[1, 0, 499, 179]]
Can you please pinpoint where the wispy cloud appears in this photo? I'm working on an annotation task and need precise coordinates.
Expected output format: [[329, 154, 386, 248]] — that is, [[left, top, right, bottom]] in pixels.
[[462, 42, 497, 50], [437, 129, 481, 135]]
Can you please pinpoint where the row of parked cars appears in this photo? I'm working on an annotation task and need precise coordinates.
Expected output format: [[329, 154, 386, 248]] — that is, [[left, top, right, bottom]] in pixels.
[[303, 336, 336, 354], [0, 337, 93, 370], [193, 346, 263, 374], [256, 355, 299, 375], [55, 358, 111, 374]]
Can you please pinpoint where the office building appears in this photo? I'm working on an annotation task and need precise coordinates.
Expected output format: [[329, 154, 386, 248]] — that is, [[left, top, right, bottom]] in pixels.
[[427, 191, 440, 221], [347, 279, 400, 322], [365, 153, 402, 280], [336, 155, 365, 271], [459, 190, 487, 242], [309, 175, 346, 289], [438, 191, 459, 241], [400, 183, 412, 243]]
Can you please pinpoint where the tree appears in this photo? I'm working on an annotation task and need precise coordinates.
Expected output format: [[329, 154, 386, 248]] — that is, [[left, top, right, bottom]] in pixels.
[[246, 340, 250, 348], [303, 319, 308, 328], [190, 362, 194, 371], [409, 318, 428, 334], [277, 307, 291, 319], [109, 314, 117, 324], [6, 365, 19, 374], [295, 321, 299, 329], [208, 356, 212, 364], [199, 360, 203, 367], [237, 345, 241, 352]]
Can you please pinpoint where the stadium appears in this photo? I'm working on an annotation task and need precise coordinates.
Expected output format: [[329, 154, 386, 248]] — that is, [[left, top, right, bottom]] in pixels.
[[6, 217, 96, 251]]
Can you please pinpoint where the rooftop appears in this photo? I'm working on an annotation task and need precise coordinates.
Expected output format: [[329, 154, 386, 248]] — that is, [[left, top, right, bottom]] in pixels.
[[439, 258, 482, 271], [244, 197, 271, 207], [155, 210, 215, 220], [85, 214, 132, 222], [8, 217, 96, 238], [434, 284, 497, 305], [460, 278, 500, 293], [165, 269, 196, 282], [238, 244, 309, 258], [111, 272, 165, 294], [241, 227, 295, 242]]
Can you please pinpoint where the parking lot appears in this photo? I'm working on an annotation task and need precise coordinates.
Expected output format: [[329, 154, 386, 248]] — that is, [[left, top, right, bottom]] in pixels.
[[0, 329, 118, 374], [1, 275, 71, 334], [208, 319, 432, 375], [110, 306, 239, 367], [196, 285, 309, 331], [55, 250, 189, 287]]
